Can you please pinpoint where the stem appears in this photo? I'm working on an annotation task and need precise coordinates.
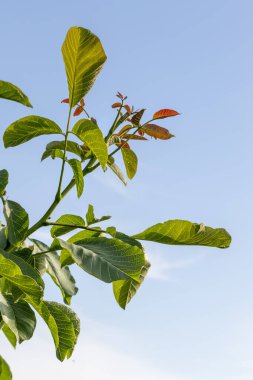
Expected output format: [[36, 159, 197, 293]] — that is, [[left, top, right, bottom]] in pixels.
[[105, 101, 123, 143], [55, 106, 72, 200], [44, 221, 107, 234], [27, 157, 97, 236]]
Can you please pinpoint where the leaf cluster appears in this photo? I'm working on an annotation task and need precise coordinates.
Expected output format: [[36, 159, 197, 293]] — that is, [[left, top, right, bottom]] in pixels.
[[0, 26, 231, 379]]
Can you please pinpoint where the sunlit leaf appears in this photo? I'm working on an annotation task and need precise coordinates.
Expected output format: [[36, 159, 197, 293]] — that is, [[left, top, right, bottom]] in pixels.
[[62, 26, 107, 108], [0, 355, 12, 379], [153, 108, 180, 120], [141, 124, 175, 140], [0, 80, 32, 108], [132, 220, 232, 248], [73, 106, 83, 116], [67, 159, 84, 198], [50, 214, 85, 237], [121, 147, 138, 179], [2, 324, 17, 348], [111, 102, 121, 108], [72, 119, 108, 169], [0, 249, 44, 303], [113, 259, 150, 309], [3, 116, 62, 148], [31, 300, 80, 361], [85, 204, 111, 226]]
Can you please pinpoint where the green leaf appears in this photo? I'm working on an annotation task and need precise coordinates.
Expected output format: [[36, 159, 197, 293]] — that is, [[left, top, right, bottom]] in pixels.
[[121, 148, 138, 179], [0, 355, 12, 380], [0, 294, 36, 343], [50, 214, 85, 237], [67, 159, 84, 198], [113, 259, 150, 309], [57, 237, 146, 283], [3, 116, 63, 148], [60, 229, 102, 267], [0, 227, 7, 250], [61, 26, 107, 108], [0, 170, 8, 195], [0, 249, 44, 303], [42, 140, 86, 161], [4, 200, 29, 245], [132, 220, 232, 248], [72, 119, 108, 169], [0, 80, 32, 108], [107, 157, 127, 186], [32, 240, 78, 305], [2, 324, 17, 348], [110, 231, 144, 250], [85, 204, 111, 226], [31, 300, 80, 361]]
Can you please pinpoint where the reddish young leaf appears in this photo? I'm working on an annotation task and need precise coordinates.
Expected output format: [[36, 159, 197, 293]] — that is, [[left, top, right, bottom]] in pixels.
[[116, 91, 124, 100], [80, 99, 85, 107], [73, 106, 83, 116], [138, 129, 145, 136], [153, 109, 180, 120], [123, 134, 147, 140], [141, 124, 175, 140], [121, 140, 130, 149], [131, 109, 145, 126], [111, 102, 122, 108], [61, 98, 69, 103], [118, 125, 132, 135], [124, 105, 131, 114], [116, 140, 130, 149]]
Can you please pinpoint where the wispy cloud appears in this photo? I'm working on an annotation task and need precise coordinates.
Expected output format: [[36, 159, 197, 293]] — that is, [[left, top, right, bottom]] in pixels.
[[2, 319, 193, 380], [147, 248, 205, 281]]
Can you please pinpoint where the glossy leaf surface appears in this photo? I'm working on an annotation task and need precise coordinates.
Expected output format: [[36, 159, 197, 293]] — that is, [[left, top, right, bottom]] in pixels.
[[50, 214, 85, 237], [4, 200, 29, 245], [4, 116, 62, 148], [153, 108, 180, 119], [0, 250, 44, 303], [67, 159, 84, 198], [62, 26, 107, 108], [133, 220, 231, 248], [31, 300, 80, 361], [57, 237, 145, 283], [72, 119, 108, 169], [0, 80, 32, 108], [113, 259, 150, 309], [121, 148, 138, 179]]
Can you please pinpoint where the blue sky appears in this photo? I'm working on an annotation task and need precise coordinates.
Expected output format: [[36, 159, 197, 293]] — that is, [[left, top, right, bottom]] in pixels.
[[0, 0, 253, 379]]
